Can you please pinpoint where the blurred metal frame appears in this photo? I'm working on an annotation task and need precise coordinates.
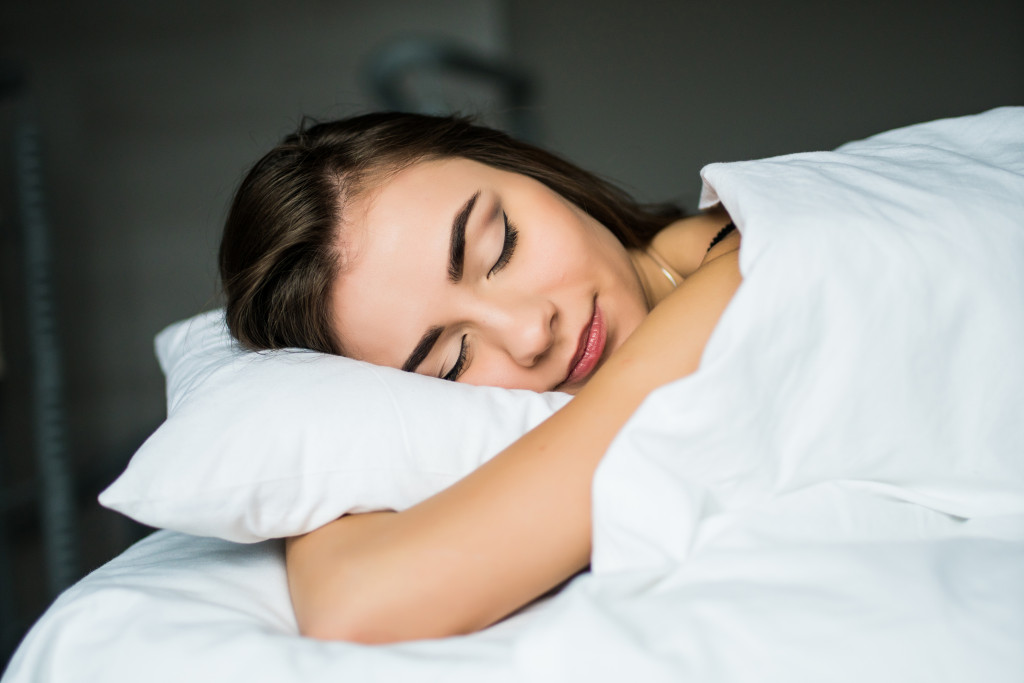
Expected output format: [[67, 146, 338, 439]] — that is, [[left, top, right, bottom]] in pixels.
[[1, 67, 78, 664]]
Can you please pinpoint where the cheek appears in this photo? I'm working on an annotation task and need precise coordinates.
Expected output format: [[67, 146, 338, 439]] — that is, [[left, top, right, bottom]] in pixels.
[[517, 226, 575, 282], [537, 239, 587, 286], [463, 350, 550, 392], [547, 217, 604, 272]]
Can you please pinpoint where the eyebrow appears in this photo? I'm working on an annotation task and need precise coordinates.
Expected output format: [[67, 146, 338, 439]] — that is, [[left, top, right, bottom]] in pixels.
[[401, 191, 480, 373], [448, 191, 480, 282]]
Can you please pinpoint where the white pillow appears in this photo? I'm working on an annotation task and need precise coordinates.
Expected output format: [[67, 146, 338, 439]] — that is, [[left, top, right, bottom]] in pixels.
[[99, 309, 570, 542]]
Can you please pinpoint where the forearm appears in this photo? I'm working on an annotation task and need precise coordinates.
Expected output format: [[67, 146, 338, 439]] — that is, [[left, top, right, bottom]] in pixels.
[[287, 249, 742, 643]]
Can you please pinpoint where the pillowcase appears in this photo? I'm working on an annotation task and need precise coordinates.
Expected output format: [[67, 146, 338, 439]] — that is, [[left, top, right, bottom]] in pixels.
[[99, 309, 570, 542]]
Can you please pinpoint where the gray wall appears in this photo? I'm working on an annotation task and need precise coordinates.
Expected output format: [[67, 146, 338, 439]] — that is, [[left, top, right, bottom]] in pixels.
[[0, 0, 1021, 642], [509, 0, 1023, 207]]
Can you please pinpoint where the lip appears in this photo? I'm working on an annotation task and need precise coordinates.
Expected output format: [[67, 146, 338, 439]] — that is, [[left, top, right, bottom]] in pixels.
[[562, 299, 607, 387]]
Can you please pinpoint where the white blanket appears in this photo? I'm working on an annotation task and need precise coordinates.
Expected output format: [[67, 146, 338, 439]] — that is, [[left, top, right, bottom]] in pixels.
[[548, 109, 1024, 681], [593, 105, 1024, 573], [6, 108, 1024, 682]]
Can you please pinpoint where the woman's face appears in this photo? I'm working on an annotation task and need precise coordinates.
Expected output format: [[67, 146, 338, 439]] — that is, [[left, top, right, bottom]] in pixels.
[[330, 158, 649, 394]]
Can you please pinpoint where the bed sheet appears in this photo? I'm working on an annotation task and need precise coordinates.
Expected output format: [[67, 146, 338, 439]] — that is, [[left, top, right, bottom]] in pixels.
[[2, 530, 549, 683], [5, 522, 1023, 682]]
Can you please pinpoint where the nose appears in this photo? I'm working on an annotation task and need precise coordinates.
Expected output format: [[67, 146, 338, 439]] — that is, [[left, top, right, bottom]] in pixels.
[[483, 295, 557, 367]]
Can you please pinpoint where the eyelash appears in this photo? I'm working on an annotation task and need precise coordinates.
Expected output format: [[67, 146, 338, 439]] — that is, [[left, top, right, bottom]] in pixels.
[[488, 211, 518, 278], [443, 335, 469, 382]]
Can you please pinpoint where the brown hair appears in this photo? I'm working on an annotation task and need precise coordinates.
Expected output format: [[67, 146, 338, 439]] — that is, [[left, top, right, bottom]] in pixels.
[[219, 112, 684, 355]]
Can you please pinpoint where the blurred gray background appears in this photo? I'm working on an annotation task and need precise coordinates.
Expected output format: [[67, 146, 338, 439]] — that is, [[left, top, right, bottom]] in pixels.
[[1, 0, 1021, 663]]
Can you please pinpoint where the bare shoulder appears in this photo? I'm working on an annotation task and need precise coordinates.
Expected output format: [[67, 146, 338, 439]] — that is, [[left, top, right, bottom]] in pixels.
[[649, 205, 736, 278]]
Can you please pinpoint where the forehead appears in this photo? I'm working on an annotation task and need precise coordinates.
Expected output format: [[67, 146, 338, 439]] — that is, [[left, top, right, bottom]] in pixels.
[[332, 157, 492, 363], [354, 157, 488, 234]]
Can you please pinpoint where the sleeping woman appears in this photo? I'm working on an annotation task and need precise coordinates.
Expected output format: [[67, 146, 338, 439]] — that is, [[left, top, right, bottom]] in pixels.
[[218, 112, 743, 643]]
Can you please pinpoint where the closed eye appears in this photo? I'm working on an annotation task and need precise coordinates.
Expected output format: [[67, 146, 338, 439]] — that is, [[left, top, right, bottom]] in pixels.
[[488, 211, 518, 277], [442, 209, 516, 381], [442, 335, 469, 381]]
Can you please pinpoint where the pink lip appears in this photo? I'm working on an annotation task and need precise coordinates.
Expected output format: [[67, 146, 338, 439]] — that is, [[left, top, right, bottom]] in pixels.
[[563, 300, 607, 387]]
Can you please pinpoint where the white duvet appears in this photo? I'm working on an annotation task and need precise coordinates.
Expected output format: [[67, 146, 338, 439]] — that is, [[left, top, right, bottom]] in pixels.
[[6, 108, 1024, 682]]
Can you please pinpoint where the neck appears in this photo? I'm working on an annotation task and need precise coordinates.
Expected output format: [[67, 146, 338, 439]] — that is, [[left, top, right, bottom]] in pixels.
[[629, 247, 680, 309]]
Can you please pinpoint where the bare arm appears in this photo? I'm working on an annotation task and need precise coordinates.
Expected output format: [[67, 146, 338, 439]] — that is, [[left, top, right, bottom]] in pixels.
[[286, 246, 742, 643]]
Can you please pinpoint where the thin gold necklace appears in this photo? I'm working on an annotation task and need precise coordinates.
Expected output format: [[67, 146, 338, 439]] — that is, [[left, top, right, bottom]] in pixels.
[[646, 247, 679, 288]]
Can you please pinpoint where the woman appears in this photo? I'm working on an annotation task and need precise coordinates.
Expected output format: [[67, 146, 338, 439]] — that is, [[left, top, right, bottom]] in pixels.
[[219, 112, 742, 643]]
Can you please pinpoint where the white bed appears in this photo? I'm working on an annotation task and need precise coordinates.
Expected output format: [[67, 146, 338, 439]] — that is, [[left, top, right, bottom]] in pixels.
[[5, 107, 1023, 682]]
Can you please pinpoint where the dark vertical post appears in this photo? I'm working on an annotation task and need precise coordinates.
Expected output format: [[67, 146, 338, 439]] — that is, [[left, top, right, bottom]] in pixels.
[[12, 101, 79, 599]]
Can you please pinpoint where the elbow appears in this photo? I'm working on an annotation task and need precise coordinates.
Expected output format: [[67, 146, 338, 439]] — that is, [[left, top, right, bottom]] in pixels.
[[290, 571, 396, 644], [286, 530, 412, 643], [285, 516, 494, 644], [297, 610, 393, 645], [290, 564, 479, 644], [295, 595, 475, 645]]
